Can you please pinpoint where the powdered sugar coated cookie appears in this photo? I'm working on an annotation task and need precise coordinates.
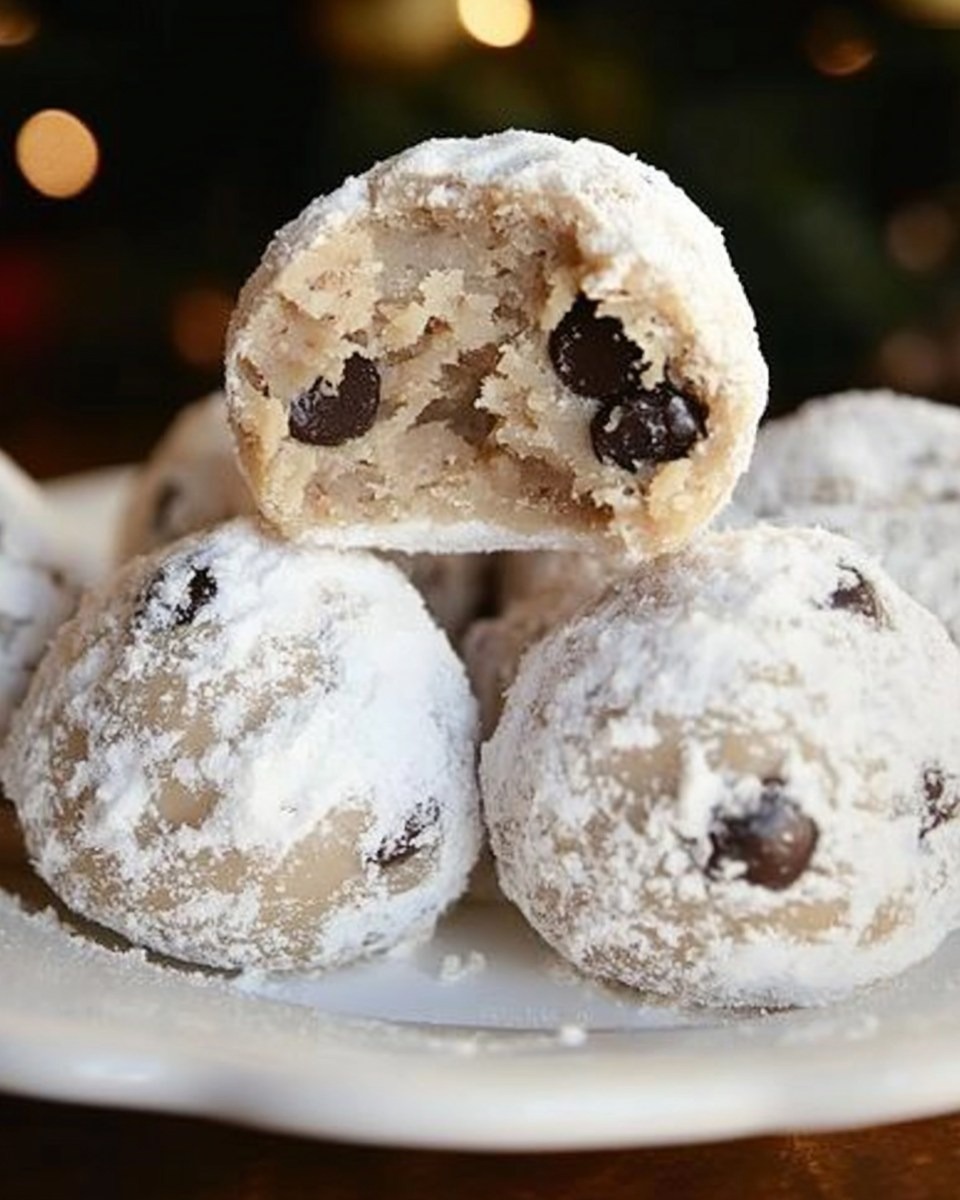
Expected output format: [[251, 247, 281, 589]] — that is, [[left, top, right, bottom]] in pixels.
[[0, 450, 78, 740], [226, 130, 766, 558], [2, 519, 481, 970], [482, 527, 960, 1007]]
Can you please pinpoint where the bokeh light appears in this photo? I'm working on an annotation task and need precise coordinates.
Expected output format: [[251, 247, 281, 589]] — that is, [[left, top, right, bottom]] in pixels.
[[0, 4, 37, 47], [320, 0, 461, 67], [171, 286, 234, 369], [876, 328, 945, 393], [886, 200, 956, 273], [457, 0, 533, 49], [885, 0, 960, 25], [15, 109, 99, 199], [805, 8, 876, 78]]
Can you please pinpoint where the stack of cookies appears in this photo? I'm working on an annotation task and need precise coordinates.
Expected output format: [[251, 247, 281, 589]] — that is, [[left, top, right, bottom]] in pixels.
[[3, 131, 960, 1009]]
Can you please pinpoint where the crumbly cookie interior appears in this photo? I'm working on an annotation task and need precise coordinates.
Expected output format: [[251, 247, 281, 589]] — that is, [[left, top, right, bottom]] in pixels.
[[234, 200, 709, 549]]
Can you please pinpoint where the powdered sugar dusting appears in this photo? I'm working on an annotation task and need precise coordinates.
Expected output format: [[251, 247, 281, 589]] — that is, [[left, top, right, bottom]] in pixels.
[[482, 526, 960, 1008], [2, 519, 481, 972], [0, 450, 79, 739], [733, 390, 960, 513]]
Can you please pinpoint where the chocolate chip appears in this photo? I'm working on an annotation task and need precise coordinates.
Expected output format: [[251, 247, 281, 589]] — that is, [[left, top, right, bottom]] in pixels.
[[590, 383, 708, 471], [828, 565, 886, 625], [288, 353, 380, 446], [138, 564, 217, 629], [174, 566, 217, 626], [707, 779, 818, 890], [921, 766, 959, 838], [548, 294, 647, 400], [372, 799, 440, 868]]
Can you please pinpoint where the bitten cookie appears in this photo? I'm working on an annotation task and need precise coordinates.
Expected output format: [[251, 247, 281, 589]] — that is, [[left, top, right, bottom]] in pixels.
[[729, 391, 960, 642], [226, 131, 767, 558], [2, 520, 481, 971], [482, 527, 960, 1008], [0, 451, 78, 740]]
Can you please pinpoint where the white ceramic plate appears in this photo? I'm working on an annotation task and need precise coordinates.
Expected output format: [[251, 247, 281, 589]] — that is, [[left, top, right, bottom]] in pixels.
[[1, 468, 959, 1150]]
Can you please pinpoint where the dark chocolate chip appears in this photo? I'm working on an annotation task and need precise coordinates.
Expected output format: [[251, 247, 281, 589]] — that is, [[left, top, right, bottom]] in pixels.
[[372, 799, 440, 868], [828, 565, 886, 625], [173, 566, 217, 626], [288, 353, 380, 446], [590, 383, 708, 471], [548, 294, 648, 400], [138, 564, 217, 629], [707, 778, 819, 890], [921, 766, 959, 838]]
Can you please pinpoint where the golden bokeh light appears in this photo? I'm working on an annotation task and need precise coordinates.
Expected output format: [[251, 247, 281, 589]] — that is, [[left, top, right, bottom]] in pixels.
[[885, 0, 960, 25], [171, 286, 234, 369], [320, 0, 461, 67], [0, 4, 37, 46], [886, 200, 956, 273], [876, 328, 945, 393], [457, 0, 533, 48], [805, 9, 876, 77], [15, 109, 99, 199]]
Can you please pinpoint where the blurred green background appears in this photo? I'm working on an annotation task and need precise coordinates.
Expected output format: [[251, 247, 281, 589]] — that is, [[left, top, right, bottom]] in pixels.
[[0, 0, 959, 477]]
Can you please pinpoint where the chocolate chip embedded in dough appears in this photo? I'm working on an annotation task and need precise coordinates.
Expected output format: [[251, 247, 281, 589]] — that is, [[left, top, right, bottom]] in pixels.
[[828, 565, 886, 626], [548, 293, 648, 400], [372, 799, 441, 868], [173, 567, 217, 626], [288, 353, 381, 446], [590, 384, 708, 471], [707, 779, 819, 890], [138, 564, 218, 629], [921, 766, 959, 838]]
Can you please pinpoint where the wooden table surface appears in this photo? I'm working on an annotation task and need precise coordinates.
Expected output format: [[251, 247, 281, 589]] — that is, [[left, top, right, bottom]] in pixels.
[[2, 436, 960, 1198]]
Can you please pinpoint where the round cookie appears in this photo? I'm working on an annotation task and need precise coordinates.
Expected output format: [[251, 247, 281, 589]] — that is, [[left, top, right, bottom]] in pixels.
[[729, 391, 960, 643], [226, 130, 767, 559], [482, 527, 960, 1008], [732, 390, 960, 513], [116, 393, 254, 561], [2, 519, 481, 971], [0, 450, 78, 740]]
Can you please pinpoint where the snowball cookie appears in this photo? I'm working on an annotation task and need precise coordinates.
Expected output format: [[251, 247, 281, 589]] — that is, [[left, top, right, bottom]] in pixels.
[[733, 390, 960, 514], [0, 450, 78, 740], [482, 527, 960, 1008], [226, 130, 767, 558], [729, 391, 960, 643], [2, 520, 481, 971], [116, 393, 254, 561]]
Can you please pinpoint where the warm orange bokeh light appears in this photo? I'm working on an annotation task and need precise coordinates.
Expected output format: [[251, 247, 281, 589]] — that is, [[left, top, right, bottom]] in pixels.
[[457, 0, 533, 48], [171, 287, 234, 369], [15, 109, 99, 198], [0, 5, 37, 48], [806, 9, 876, 77], [321, 0, 461, 67], [886, 201, 956, 273], [877, 328, 945, 393], [885, 0, 960, 26]]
